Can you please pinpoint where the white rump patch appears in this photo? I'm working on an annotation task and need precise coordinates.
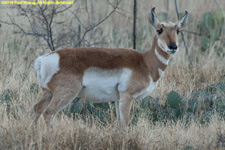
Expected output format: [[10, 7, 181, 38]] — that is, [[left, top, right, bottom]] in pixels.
[[133, 77, 157, 99], [155, 48, 168, 65], [79, 68, 132, 102], [34, 53, 60, 89]]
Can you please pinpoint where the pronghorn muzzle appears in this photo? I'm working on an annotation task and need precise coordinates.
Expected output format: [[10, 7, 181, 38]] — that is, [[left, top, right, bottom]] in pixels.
[[168, 43, 177, 54]]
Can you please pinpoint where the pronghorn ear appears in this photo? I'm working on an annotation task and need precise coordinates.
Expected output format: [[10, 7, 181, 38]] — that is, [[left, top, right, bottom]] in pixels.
[[177, 11, 188, 29], [149, 7, 160, 29]]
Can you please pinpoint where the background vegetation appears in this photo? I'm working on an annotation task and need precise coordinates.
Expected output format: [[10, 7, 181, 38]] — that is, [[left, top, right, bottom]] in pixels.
[[0, 0, 225, 149]]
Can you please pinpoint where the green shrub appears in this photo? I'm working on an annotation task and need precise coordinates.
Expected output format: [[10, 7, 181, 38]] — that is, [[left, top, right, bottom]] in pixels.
[[199, 9, 225, 51], [0, 89, 25, 117], [29, 83, 39, 94], [141, 96, 151, 109], [199, 112, 211, 124], [187, 99, 199, 114], [0, 89, 13, 104], [214, 98, 225, 118]]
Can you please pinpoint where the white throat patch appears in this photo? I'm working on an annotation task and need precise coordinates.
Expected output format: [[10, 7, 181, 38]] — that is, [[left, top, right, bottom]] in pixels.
[[155, 49, 168, 65]]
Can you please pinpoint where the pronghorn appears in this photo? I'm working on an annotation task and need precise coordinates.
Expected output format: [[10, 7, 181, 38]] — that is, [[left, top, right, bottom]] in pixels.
[[32, 7, 188, 128]]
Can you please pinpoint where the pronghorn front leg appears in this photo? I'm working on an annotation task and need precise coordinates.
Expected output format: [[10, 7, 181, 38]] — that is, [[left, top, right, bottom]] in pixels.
[[117, 93, 133, 127], [115, 100, 120, 122]]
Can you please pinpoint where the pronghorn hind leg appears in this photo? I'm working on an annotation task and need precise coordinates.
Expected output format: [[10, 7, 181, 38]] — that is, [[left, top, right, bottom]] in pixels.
[[42, 84, 82, 129], [32, 88, 53, 126], [118, 93, 133, 128]]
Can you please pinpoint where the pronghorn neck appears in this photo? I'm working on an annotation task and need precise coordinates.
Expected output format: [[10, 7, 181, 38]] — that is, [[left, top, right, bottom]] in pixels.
[[144, 36, 170, 82]]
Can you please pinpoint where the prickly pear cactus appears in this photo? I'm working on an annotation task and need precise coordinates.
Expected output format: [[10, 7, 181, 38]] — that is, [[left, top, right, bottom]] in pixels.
[[64, 101, 83, 117], [70, 102, 83, 114], [166, 91, 182, 109]]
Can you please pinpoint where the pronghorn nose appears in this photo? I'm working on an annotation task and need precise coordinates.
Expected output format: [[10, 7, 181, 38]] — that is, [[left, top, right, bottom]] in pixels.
[[168, 43, 177, 50]]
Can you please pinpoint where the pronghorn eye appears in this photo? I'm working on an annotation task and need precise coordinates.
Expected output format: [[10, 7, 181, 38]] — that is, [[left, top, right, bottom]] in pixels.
[[177, 30, 180, 34], [157, 28, 163, 35]]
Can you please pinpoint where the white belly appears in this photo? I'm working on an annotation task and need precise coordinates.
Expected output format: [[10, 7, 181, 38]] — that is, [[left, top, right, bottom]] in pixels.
[[78, 67, 132, 102]]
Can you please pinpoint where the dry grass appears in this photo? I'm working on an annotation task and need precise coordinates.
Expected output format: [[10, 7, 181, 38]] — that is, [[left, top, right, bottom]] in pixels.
[[1, 111, 225, 150], [0, 0, 225, 149]]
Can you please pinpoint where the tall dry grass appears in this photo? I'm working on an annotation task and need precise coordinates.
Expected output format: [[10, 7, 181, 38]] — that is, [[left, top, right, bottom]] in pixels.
[[1, 110, 224, 149], [0, 0, 225, 149]]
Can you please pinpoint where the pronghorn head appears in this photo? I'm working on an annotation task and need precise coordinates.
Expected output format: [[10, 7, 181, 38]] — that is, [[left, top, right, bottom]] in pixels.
[[149, 7, 188, 54]]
